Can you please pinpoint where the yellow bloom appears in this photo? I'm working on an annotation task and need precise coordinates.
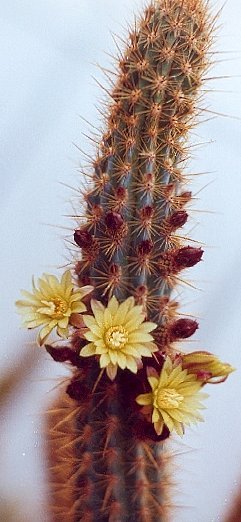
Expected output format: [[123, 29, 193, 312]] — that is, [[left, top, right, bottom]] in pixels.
[[16, 271, 93, 345], [80, 295, 158, 380], [181, 351, 235, 383], [136, 357, 208, 437]]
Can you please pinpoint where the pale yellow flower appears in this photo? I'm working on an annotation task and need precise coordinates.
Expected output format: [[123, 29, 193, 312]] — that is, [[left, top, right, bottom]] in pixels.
[[16, 271, 93, 345], [181, 351, 235, 383], [80, 295, 158, 380], [136, 357, 208, 437]]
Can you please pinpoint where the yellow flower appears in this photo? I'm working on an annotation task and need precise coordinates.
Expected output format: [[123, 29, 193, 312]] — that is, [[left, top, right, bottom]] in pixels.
[[181, 351, 235, 383], [136, 357, 208, 437], [16, 271, 93, 345], [80, 296, 158, 380]]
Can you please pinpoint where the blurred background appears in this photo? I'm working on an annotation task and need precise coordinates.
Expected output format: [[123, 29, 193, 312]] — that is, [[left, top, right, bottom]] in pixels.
[[1, 0, 241, 520]]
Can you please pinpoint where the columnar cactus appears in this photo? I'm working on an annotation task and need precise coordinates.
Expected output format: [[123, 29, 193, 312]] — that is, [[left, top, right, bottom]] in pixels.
[[16, 0, 234, 520]]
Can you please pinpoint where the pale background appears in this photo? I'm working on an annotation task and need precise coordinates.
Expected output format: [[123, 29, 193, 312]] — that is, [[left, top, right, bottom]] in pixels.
[[1, 1, 241, 521]]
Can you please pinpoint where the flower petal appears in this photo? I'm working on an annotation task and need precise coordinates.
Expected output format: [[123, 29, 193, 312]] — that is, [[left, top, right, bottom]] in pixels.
[[125, 356, 138, 373], [85, 331, 99, 342], [71, 302, 87, 313], [57, 326, 69, 338], [154, 419, 164, 436], [106, 363, 118, 381], [77, 285, 94, 298], [104, 307, 113, 329], [107, 295, 119, 315], [58, 317, 69, 329], [100, 353, 111, 368], [61, 270, 72, 290], [128, 332, 154, 343], [83, 315, 99, 330], [109, 350, 119, 365], [136, 393, 153, 406], [148, 376, 159, 390], [116, 351, 126, 370], [112, 297, 134, 326], [91, 300, 105, 326], [80, 343, 96, 357], [37, 321, 56, 346], [137, 321, 157, 333], [152, 407, 160, 423]]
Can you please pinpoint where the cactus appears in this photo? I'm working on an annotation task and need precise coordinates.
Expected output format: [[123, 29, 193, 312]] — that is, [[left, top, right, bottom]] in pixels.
[[16, 0, 235, 521]]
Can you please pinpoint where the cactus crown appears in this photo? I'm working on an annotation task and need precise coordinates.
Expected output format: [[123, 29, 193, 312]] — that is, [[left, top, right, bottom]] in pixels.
[[74, 0, 211, 344]]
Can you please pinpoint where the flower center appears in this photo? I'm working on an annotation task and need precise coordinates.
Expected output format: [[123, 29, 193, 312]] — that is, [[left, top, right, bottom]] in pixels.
[[105, 326, 128, 350], [156, 388, 183, 410], [52, 297, 68, 317]]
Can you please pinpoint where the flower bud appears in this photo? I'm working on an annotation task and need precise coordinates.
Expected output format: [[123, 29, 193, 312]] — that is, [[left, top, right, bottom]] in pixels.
[[66, 380, 89, 401], [74, 229, 92, 249], [177, 191, 192, 206], [45, 345, 80, 366], [140, 205, 154, 221], [137, 239, 153, 256], [174, 246, 203, 268], [105, 211, 124, 230], [170, 319, 199, 340], [168, 210, 188, 229], [115, 186, 127, 200], [181, 351, 235, 383]]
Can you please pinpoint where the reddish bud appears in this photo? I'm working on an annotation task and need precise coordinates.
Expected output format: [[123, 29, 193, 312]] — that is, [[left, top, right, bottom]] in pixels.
[[105, 211, 124, 230], [66, 380, 89, 401], [169, 318, 199, 340], [171, 191, 192, 210], [135, 285, 148, 307], [136, 285, 148, 297], [115, 186, 127, 200], [174, 246, 203, 268], [140, 205, 154, 220], [45, 345, 81, 366], [137, 239, 153, 256], [74, 229, 92, 249], [179, 191, 192, 202], [79, 273, 92, 286], [168, 210, 188, 229]]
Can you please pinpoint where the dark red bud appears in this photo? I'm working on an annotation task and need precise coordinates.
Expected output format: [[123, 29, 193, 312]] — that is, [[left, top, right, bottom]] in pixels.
[[174, 246, 203, 268], [136, 285, 148, 297], [74, 229, 92, 248], [140, 205, 154, 220], [45, 345, 81, 366], [79, 274, 92, 286], [179, 191, 192, 202], [66, 380, 89, 401], [170, 319, 199, 340], [168, 210, 188, 229], [137, 239, 153, 256], [105, 211, 124, 230], [116, 186, 127, 200]]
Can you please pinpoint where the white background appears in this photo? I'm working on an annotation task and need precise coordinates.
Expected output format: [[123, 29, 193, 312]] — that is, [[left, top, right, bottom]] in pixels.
[[1, 1, 241, 520]]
